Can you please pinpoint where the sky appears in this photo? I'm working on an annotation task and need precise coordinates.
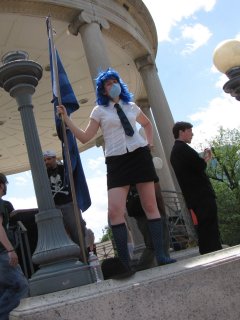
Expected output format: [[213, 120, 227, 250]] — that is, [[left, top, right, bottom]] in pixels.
[[4, 0, 240, 241]]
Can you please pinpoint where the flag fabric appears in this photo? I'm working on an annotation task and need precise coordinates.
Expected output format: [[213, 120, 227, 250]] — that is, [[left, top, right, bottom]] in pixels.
[[48, 32, 91, 212]]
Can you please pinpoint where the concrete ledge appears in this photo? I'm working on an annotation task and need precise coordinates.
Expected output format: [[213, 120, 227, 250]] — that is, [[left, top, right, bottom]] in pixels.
[[11, 246, 240, 320]]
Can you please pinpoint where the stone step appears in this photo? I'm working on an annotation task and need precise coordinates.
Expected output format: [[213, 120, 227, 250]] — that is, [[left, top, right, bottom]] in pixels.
[[11, 245, 240, 320]]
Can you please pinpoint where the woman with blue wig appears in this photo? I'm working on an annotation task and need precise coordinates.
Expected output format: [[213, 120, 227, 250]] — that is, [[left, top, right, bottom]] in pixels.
[[57, 68, 176, 277]]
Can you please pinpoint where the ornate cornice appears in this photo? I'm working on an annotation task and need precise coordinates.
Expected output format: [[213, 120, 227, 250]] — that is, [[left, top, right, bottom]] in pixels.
[[0, 0, 158, 174], [135, 98, 150, 110], [135, 54, 155, 71], [68, 10, 109, 36], [0, 0, 77, 20]]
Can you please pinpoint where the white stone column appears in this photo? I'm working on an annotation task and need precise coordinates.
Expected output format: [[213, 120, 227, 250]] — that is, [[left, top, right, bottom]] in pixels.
[[137, 99, 175, 192], [68, 11, 111, 87], [135, 56, 197, 240], [125, 101, 176, 255], [135, 54, 179, 190], [125, 215, 146, 255]]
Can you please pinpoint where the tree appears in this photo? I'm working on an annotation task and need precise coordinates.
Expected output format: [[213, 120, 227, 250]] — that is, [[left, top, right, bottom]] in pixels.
[[206, 127, 240, 245], [100, 226, 113, 243]]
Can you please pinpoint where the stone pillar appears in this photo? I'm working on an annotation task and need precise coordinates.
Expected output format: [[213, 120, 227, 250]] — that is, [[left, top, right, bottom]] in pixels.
[[135, 56, 197, 241], [135, 54, 179, 190], [0, 51, 93, 296], [68, 11, 111, 87], [125, 101, 175, 254], [137, 99, 175, 191], [125, 215, 146, 254]]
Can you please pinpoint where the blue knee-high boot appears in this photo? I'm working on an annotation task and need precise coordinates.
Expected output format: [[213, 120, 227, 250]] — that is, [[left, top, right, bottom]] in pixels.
[[148, 218, 176, 265], [111, 223, 131, 270]]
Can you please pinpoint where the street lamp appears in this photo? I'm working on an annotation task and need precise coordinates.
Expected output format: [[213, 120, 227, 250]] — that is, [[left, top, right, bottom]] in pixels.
[[213, 39, 240, 100]]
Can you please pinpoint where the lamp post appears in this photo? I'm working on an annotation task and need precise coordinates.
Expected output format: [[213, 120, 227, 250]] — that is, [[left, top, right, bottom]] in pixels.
[[0, 51, 93, 296], [213, 39, 240, 100]]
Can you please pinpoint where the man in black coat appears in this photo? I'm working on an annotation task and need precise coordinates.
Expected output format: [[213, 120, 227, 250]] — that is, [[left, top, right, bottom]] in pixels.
[[170, 122, 222, 254]]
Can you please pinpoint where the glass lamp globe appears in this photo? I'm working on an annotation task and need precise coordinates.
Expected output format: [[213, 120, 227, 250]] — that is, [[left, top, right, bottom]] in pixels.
[[213, 39, 240, 74]]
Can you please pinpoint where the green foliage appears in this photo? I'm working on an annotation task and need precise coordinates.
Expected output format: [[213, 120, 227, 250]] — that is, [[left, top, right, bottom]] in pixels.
[[206, 127, 240, 245], [100, 225, 113, 243], [99, 226, 118, 257], [208, 127, 240, 190], [210, 180, 240, 245]]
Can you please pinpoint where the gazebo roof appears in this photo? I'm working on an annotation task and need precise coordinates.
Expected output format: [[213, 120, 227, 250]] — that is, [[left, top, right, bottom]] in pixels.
[[0, 0, 158, 174]]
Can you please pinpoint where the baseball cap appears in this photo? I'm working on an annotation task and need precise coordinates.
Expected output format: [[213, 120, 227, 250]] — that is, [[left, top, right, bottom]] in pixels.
[[43, 150, 56, 158]]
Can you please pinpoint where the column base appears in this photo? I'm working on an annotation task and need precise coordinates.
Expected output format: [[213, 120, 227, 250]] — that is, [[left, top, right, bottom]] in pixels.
[[29, 259, 93, 296], [133, 243, 146, 255]]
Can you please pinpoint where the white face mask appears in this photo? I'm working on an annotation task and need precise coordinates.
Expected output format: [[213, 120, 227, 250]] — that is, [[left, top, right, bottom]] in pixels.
[[109, 83, 121, 99]]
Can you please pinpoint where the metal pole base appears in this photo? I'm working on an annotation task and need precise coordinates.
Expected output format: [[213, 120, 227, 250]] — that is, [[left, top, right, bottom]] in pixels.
[[29, 260, 93, 296]]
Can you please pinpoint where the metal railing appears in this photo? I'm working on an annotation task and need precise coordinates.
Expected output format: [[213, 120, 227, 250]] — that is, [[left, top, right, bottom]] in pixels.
[[10, 221, 35, 278], [95, 240, 115, 262], [162, 190, 198, 249]]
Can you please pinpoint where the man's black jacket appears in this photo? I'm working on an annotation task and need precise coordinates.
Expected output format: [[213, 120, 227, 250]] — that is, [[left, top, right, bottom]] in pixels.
[[170, 140, 215, 208]]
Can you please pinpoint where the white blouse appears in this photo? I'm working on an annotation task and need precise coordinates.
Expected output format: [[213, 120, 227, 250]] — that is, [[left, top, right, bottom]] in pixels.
[[90, 100, 148, 157]]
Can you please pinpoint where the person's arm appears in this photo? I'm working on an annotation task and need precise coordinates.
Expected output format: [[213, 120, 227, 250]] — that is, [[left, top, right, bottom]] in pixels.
[[56, 105, 100, 144], [136, 110, 154, 147], [180, 143, 207, 172], [0, 215, 18, 266]]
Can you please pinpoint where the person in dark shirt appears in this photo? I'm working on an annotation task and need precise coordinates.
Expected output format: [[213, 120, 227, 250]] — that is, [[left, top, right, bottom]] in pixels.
[[44, 150, 72, 205], [170, 122, 222, 254], [43, 150, 86, 254], [0, 173, 29, 320]]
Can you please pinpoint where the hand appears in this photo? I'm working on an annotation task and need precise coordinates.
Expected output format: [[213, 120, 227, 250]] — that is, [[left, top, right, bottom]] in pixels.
[[203, 148, 212, 162], [56, 105, 67, 118], [8, 250, 18, 267]]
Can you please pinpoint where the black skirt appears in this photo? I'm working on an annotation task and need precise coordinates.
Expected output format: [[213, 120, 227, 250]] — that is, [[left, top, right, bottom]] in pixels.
[[106, 146, 159, 190]]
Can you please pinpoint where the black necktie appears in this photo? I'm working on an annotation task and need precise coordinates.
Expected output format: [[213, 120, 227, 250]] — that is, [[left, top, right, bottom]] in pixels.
[[114, 103, 134, 136]]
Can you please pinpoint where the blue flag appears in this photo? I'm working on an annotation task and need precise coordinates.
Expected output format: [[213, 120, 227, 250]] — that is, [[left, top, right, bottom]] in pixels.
[[48, 41, 91, 212]]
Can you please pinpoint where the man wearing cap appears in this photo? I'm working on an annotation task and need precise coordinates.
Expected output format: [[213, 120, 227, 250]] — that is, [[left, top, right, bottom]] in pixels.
[[0, 173, 29, 320], [43, 150, 86, 257]]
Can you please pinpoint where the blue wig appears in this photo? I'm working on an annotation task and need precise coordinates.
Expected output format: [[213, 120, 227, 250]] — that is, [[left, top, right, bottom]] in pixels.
[[95, 68, 133, 106]]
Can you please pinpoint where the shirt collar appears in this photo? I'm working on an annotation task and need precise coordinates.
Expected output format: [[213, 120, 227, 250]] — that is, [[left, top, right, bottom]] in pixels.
[[108, 99, 123, 109]]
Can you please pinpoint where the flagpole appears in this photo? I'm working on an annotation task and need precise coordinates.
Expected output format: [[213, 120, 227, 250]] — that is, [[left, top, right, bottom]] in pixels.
[[46, 16, 87, 264]]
